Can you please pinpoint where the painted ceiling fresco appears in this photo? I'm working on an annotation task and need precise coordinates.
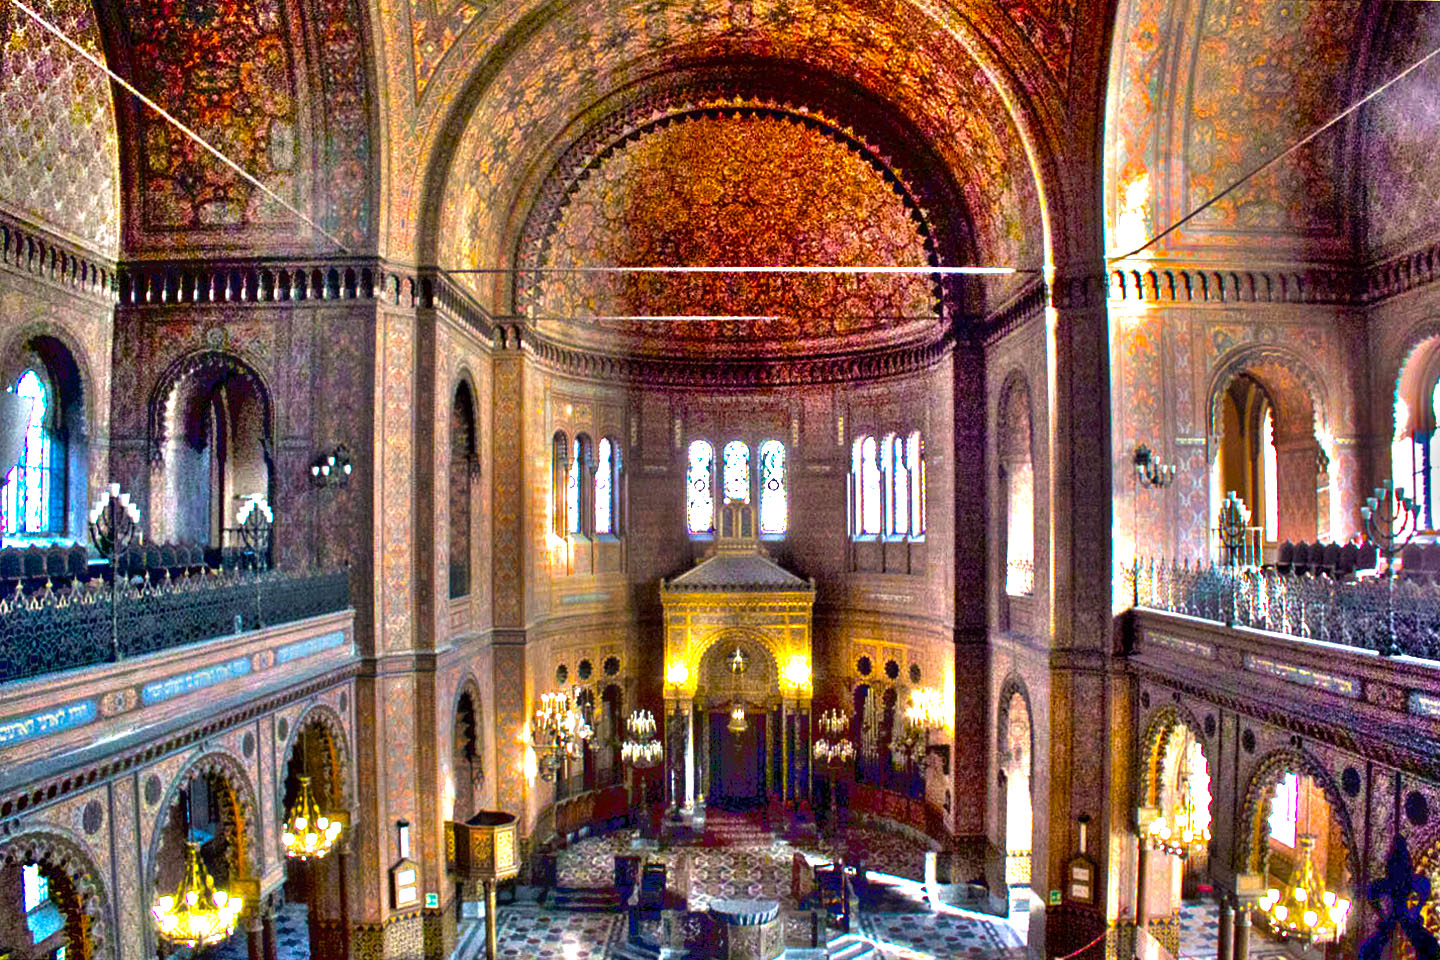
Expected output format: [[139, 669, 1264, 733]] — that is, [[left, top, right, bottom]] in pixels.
[[0, 0, 119, 255], [520, 113, 939, 357], [432, 0, 1044, 307], [1360, 2, 1440, 261], [122, 0, 300, 230], [1106, 0, 1360, 260]]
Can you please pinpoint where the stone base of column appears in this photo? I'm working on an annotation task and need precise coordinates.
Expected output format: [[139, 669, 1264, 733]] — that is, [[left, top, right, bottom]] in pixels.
[[422, 904, 457, 960], [348, 912, 427, 960]]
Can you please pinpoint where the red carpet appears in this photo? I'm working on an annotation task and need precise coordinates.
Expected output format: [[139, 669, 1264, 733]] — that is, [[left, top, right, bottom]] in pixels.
[[701, 808, 772, 846]]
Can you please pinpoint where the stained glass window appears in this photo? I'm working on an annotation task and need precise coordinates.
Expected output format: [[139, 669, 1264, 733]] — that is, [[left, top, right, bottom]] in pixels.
[[567, 437, 581, 534], [595, 438, 614, 534], [908, 431, 926, 535], [687, 440, 714, 534], [852, 436, 881, 536], [722, 441, 750, 503], [552, 432, 569, 536], [758, 440, 787, 535], [3, 371, 52, 534]]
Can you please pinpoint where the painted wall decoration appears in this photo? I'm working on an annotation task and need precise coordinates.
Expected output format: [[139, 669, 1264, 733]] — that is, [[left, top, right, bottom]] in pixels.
[[427, 0, 1042, 282], [0, 0, 120, 255], [122, 0, 300, 230], [522, 113, 937, 356], [1360, 3, 1440, 260]]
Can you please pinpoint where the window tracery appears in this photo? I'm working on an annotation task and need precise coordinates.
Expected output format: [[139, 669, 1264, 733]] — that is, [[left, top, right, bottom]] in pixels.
[[722, 441, 751, 504], [758, 440, 787, 535], [687, 440, 715, 535], [850, 431, 924, 540], [3, 370, 53, 535]]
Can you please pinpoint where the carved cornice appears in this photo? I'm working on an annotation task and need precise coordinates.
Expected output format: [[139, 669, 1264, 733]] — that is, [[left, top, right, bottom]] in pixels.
[[522, 324, 953, 387], [114, 258, 495, 338], [974, 279, 1046, 346], [1107, 262, 1360, 306], [1364, 240, 1440, 304], [0, 209, 117, 305], [0, 662, 359, 834], [1131, 663, 1440, 781]]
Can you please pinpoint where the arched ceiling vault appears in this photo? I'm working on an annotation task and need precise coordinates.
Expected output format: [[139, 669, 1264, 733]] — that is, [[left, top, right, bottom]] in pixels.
[[408, 0, 1074, 294]]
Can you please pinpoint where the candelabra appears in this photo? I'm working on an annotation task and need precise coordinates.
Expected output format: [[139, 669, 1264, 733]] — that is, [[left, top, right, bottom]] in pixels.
[[88, 483, 141, 663], [1257, 835, 1351, 944], [309, 445, 354, 488], [1217, 491, 1251, 569], [1133, 444, 1177, 489], [532, 687, 593, 782], [1360, 480, 1421, 656], [237, 494, 274, 631], [1132, 444, 1177, 604], [812, 709, 855, 836], [621, 709, 662, 768]]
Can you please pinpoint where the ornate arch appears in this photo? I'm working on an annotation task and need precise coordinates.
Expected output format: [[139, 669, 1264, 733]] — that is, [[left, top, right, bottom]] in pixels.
[[280, 703, 353, 812], [1386, 318, 1440, 439], [1235, 748, 1360, 884], [147, 349, 275, 462], [0, 322, 96, 436], [1206, 345, 1331, 450], [996, 673, 1034, 779], [997, 368, 1035, 465], [1137, 703, 1211, 813], [690, 627, 783, 680], [147, 749, 262, 893], [0, 827, 112, 960]]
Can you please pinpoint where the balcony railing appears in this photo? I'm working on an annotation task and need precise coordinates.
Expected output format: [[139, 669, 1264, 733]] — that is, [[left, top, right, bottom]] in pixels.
[[0, 567, 350, 685], [1125, 559, 1440, 660]]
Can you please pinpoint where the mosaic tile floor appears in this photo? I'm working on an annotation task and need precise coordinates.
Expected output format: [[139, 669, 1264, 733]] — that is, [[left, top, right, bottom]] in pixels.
[[1177, 900, 1323, 960], [206, 901, 310, 960], [862, 911, 1027, 959]]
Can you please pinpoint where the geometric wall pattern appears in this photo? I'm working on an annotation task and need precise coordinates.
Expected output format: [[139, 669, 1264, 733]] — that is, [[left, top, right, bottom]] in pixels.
[[0, 0, 119, 254]]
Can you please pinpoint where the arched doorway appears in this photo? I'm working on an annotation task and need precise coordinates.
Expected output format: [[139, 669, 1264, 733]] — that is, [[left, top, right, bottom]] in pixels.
[[280, 714, 350, 960], [1210, 354, 1332, 557], [1137, 709, 1213, 950], [696, 636, 778, 810], [1391, 333, 1440, 529], [1241, 756, 1356, 959], [998, 686, 1033, 891], [0, 831, 109, 960], [151, 352, 273, 553]]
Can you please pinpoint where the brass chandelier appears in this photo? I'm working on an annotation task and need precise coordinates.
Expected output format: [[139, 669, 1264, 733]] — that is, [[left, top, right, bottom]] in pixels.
[[726, 647, 749, 734], [1257, 834, 1351, 944], [532, 687, 593, 781], [621, 709, 662, 768], [152, 788, 243, 949], [281, 776, 343, 860], [1144, 770, 1210, 858]]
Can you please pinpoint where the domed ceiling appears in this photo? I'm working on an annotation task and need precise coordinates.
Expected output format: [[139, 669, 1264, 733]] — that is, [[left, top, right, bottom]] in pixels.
[[517, 111, 940, 357]]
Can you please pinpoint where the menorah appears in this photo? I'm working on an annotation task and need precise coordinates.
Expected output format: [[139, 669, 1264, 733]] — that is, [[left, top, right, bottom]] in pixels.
[[1360, 481, 1421, 656]]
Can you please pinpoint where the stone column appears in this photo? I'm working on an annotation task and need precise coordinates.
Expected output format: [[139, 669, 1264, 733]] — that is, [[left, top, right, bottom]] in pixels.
[[262, 900, 279, 960], [1135, 842, 1150, 928], [247, 909, 264, 960], [780, 700, 789, 803], [1217, 894, 1233, 960], [1233, 901, 1251, 960], [338, 835, 353, 960]]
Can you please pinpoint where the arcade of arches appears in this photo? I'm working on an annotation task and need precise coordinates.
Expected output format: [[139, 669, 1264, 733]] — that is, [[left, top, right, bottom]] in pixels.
[[5, 0, 1440, 959]]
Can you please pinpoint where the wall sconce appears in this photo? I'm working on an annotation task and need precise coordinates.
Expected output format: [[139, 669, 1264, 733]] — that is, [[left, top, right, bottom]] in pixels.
[[1133, 444, 1176, 488], [782, 655, 811, 689], [665, 661, 689, 690], [311, 445, 354, 488]]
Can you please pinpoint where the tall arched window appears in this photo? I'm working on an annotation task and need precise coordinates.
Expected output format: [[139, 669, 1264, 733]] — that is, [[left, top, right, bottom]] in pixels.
[[568, 434, 594, 536], [1261, 405, 1279, 542], [884, 433, 909, 537], [687, 440, 715, 535], [551, 431, 569, 537], [908, 431, 926, 535], [595, 437, 618, 535], [3, 370, 53, 535], [758, 440, 787, 535], [851, 435, 882, 537], [722, 441, 750, 503], [449, 382, 477, 598]]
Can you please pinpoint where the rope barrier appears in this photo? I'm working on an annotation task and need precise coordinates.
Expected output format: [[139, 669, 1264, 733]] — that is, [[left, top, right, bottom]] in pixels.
[[1051, 928, 1110, 960]]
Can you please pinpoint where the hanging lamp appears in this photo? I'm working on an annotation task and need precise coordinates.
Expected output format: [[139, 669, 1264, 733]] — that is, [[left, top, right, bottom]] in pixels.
[[1257, 834, 1351, 944], [282, 736, 343, 860], [152, 786, 244, 948], [726, 647, 748, 734]]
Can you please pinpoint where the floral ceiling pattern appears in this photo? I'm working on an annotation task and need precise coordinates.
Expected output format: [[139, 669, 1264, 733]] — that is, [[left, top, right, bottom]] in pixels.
[[520, 113, 939, 357], [0, 0, 119, 255], [428, 0, 1043, 281]]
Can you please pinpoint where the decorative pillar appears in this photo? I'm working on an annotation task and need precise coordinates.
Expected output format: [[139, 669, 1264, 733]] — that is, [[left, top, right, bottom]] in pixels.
[[262, 900, 279, 960], [483, 879, 499, 960], [1233, 902, 1251, 960], [337, 835, 353, 960], [780, 701, 789, 803], [1135, 842, 1150, 928], [683, 698, 695, 809], [247, 909, 264, 960], [1217, 894, 1233, 960]]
